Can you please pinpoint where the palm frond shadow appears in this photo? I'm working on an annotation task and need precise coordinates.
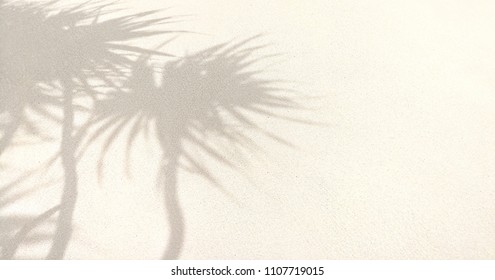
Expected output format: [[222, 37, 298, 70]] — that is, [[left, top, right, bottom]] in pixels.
[[80, 36, 314, 259], [1, 0, 183, 259]]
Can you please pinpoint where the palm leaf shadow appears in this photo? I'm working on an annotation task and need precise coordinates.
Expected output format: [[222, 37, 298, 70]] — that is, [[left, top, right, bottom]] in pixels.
[[0, 206, 60, 259], [0, 0, 184, 259], [0, 151, 67, 260], [80, 36, 312, 259]]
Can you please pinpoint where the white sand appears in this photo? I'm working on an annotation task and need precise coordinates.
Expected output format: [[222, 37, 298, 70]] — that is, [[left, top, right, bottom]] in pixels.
[[1, 0, 494, 259]]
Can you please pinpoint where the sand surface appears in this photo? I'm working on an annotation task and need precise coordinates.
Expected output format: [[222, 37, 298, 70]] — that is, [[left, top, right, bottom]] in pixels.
[[1, 0, 494, 259]]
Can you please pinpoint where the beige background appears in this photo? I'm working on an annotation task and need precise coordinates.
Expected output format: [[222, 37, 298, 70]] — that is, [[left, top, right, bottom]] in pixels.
[[1, 0, 495, 259]]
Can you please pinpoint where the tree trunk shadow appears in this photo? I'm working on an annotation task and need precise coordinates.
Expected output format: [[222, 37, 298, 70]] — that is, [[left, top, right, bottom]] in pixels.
[[47, 82, 78, 259], [0, 111, 22, 158], [161, 140, 185, 260]]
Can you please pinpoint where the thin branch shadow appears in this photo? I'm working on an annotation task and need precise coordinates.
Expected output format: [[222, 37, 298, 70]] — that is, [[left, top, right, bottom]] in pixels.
[[1, 206, 60, 259], [80, 36, 315, 259]]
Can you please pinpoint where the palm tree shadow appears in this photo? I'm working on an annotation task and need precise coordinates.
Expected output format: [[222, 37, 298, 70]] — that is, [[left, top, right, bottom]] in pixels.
[[82, 36, 313, 259], [0, 0, 184, 259]]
